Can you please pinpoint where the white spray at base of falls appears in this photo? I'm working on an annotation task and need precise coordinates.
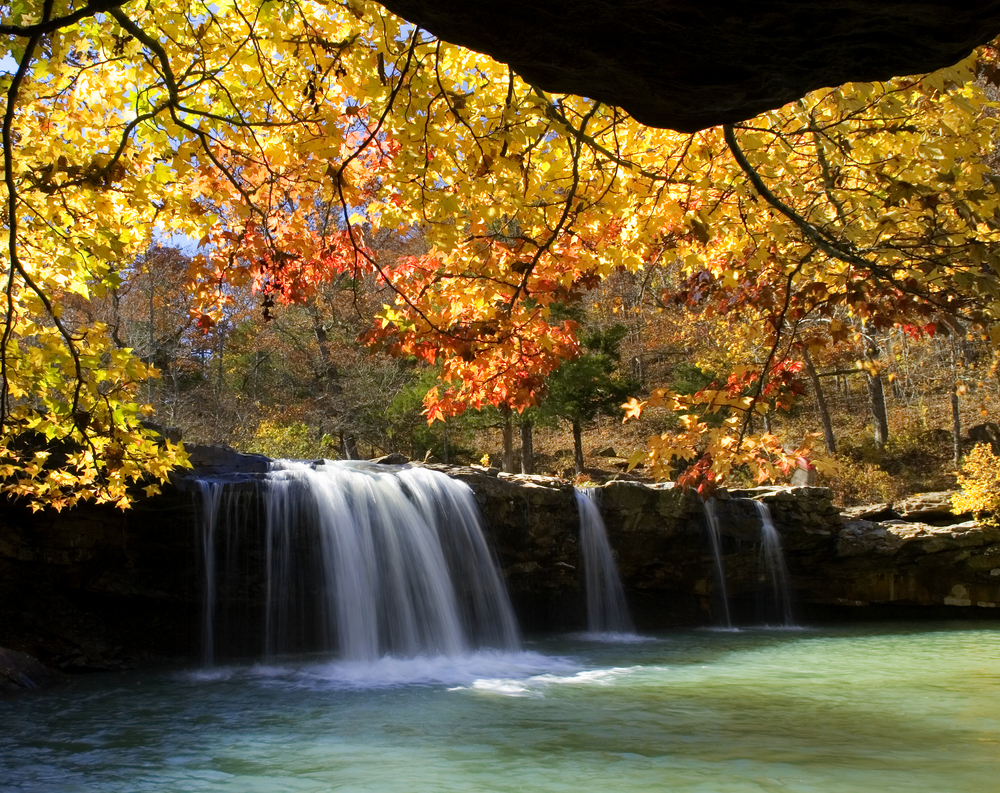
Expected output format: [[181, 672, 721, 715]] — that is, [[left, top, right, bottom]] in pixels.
[[702, 498, 733, 628], [576, 488, 634, 635], [753, 500, 795, 627], [196, 461, 519, 664]]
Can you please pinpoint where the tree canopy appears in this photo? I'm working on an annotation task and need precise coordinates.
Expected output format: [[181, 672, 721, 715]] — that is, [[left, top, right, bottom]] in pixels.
[[3, 1, 1000, 506]]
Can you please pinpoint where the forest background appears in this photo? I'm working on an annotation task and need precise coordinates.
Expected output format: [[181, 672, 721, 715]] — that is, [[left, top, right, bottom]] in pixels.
[[4, 1, 1000, 510]]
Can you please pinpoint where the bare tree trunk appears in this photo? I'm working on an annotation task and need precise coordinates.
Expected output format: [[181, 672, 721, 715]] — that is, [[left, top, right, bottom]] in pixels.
[[215, 321, 225, 430], [951, 387, 962, 464], [520, 418, 534, 474], [951, 335, 962, 464], [501, 407, 515, 473], [307, 299, 338, 381], [862, 321, 889, 448], [572, 419, 585, 474], [801, 345, 836, 453], [147, 275, 154, 403], [867, 374, 889, 448], [216, 323, 224, 395], [340, 431, 359, 460]]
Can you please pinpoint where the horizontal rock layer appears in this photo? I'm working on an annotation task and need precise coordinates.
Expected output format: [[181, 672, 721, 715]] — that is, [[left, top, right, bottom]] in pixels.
[[1, 449, 997, 669], [378, 0, 1000, 130]]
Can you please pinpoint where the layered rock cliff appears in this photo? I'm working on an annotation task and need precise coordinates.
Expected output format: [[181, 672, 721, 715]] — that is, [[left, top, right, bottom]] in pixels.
[[377, 0, 1000, 131], [1, 448, 997, 671]]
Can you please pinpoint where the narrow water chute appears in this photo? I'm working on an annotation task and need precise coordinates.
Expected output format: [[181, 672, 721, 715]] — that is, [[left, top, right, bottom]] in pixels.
[[703, 498, 733, 628], [576, 488, 634, 634], [753, 500, 795, 627]]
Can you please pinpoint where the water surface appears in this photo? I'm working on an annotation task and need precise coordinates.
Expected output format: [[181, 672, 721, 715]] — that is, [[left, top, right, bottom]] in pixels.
[[3, 623, 998, 792]]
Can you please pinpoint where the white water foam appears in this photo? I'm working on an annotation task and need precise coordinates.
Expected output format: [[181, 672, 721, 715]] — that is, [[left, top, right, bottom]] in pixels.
[[458, 665, 645, 698], [182, 650, 578, 691], [569, 631, 658, 644]]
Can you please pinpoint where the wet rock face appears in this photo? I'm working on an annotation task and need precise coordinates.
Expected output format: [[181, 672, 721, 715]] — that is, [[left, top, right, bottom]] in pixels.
[[0, 647, 56, 693], [0, 487, 201, 670], [1, 451, 998, 669], [378, 0, 1000, 131]]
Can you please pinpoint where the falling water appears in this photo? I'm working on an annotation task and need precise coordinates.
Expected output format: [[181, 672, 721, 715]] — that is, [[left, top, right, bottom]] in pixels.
[[195, 480, 223, 666], [196, 461, 519, 663], [753, 500, 795, 626], [703, 498, 733, 628], [576, 488, 634, 635]]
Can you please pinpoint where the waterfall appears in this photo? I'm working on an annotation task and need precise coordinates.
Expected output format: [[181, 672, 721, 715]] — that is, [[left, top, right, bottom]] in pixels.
[[196, 480, 223, 666], [702, 498, 733, 628], [576, 488, 634, 635], [753, 501, 795, 627], [196, 461, 520, 663]]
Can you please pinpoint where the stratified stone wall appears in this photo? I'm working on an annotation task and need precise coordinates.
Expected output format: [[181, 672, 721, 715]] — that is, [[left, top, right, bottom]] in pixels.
[[0, 487, 201, 669], [1, 448, 998, 669]]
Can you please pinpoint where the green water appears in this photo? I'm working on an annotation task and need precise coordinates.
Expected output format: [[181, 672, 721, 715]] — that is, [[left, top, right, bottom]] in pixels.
[[2, 624, 998, 792]]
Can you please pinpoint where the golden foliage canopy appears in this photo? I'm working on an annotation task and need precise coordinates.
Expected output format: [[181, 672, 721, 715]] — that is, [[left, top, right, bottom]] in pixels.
[[3, 1, 1000, 502]]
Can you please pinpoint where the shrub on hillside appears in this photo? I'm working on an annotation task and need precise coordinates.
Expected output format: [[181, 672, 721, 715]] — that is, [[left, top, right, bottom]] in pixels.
[[953, 444, 1000, 526]]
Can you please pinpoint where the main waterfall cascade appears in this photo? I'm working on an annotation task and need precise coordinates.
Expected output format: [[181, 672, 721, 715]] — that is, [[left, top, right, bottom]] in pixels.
[[196, 461, 520, 664], [575, 488, 634, 635]]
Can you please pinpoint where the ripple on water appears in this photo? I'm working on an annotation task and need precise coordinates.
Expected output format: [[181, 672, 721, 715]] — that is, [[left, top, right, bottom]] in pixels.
[[2, 624, 998, 793]]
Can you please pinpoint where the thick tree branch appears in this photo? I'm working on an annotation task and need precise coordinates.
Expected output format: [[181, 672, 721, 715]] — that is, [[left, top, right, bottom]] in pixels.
[[736, 256, 807, 450], [0, 0, 125, 36]]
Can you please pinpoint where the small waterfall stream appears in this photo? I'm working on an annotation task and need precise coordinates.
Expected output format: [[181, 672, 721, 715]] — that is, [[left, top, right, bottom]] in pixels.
[[196, 480, 223, 666], [702, 497, 796, 628], [196, 461, 519, 664], [576, 488, 634, 635], [702, 498, 733, 628], [753, 501, 795, 627]]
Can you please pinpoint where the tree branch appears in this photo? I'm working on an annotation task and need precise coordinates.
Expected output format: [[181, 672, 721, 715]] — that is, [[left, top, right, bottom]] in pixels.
[[0, 0, 126, 36]]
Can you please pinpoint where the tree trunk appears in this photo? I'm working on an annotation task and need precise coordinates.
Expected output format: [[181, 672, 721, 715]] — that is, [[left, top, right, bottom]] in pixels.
[[862, 321, 889, 448], [951, 387, 962, 464], [216, 323, 224, 395], [801, 345, 836, 453], [501, 407, 515, 473], [951, 335, 962, 464], [520, 418, 534, 474], [867, 373, 889, 448], [340, 432, 359, 460], [572, 419, 585, 474], [147, 276, 154, 403], [307, 300, 339, 381]]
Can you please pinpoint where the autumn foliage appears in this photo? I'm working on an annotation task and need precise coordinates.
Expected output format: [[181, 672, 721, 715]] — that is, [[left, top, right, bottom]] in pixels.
[[3, 2, 1000, 506]]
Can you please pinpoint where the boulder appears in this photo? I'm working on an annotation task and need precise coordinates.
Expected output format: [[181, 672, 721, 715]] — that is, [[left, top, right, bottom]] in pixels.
[[140, 419, 183, 444], [895, 491, 966, 523], [969, 422, 1000, 455], [378, 0, 1000, 131], [842, 503, 896, 522], [0, 648, 56, 692], [181, 444, 270, 477], [370, 452, 410, 465]]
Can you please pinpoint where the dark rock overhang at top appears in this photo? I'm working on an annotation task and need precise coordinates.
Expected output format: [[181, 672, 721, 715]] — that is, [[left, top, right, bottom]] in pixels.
[[377, 0, 1000, 132]]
